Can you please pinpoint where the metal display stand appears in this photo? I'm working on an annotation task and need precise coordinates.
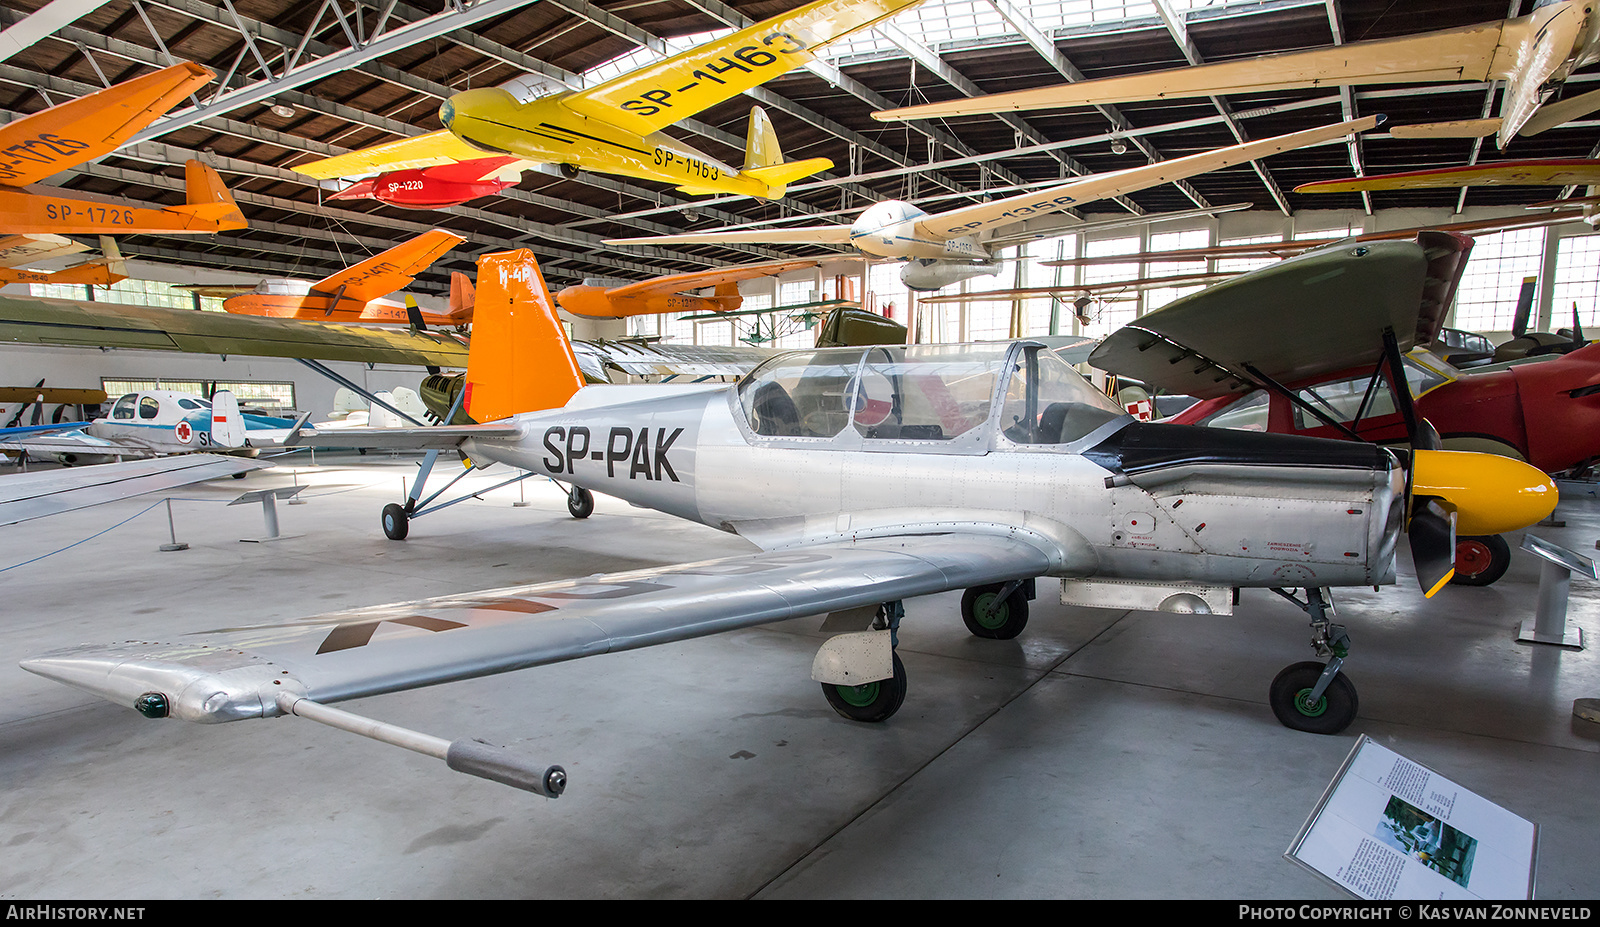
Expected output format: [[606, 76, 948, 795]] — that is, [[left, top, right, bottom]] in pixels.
[[231, 485, 306, 543], [1516, 535, 1590, 649]]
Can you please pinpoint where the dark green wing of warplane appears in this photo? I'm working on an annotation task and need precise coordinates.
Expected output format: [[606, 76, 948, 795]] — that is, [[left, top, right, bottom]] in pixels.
[[0, 294, 469, 368], [1088, 232, 1471, 399]]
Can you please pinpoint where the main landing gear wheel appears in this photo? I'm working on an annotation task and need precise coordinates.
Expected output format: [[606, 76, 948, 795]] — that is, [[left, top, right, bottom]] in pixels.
[[822, 653, 907, 723], [381, 503, 409, 541], [961, 583, 1029, 639], [1451, 534, 1511, 587], [567, 487, 594, 519], [1269, 661, 1359, 735]]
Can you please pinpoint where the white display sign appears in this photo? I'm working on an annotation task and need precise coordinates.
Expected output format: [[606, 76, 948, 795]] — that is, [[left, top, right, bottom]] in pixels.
[[1287, 735, 1537, 900]]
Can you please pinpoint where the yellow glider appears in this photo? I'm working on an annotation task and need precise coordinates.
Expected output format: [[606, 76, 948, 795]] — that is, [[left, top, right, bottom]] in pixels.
[[874, 0, 1600, 150], [297, 0, 925, 200], [0, 63, 247, 235]]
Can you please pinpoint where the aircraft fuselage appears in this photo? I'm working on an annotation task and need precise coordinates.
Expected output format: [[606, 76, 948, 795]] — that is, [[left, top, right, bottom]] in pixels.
[[444, 88, 778, 198], [465, 382, 1405, 593]]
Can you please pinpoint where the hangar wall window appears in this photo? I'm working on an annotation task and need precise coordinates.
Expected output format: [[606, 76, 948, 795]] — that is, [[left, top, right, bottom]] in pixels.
[[1215, 235, 1282, 275], [1452, 228, 1546, 332], [1552, 234, 1600, 330], [101, 379, 296, 414], [1145, 229, 1210, 312], [1079, 236, 1140, 337]]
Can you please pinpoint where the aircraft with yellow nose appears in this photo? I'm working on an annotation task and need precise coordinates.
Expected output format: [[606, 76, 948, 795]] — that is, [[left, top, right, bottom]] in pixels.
[[294, 0, 924, 202], [20, 248, 1557, 798]]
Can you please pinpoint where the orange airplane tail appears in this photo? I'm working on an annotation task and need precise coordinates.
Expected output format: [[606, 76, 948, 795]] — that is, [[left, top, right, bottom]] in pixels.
[[461, 250, 585, 423], [445, 270, 475, 323], [162, 161, 246, 229]]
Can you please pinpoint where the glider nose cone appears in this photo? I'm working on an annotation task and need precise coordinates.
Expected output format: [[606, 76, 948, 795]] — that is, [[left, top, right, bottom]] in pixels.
[[1410, 449, 1556, 536]]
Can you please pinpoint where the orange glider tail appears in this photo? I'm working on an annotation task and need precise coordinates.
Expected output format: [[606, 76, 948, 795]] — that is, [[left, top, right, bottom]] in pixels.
[[161, 160, 246, 230], [443, 270, 475, 323], [461, 251, 584, 423]]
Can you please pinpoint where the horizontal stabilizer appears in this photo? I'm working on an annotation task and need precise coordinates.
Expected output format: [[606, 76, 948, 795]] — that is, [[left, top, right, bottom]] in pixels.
[[744, 157, 833, 191]]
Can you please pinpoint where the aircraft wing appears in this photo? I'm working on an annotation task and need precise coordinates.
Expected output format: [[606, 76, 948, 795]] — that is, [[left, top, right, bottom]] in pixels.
[[308, 229, 465, 304], [873, 20, 1507, 122], [293, 130, 491, 181], [0, 63, 212, 187], [607, 226, 853, 247], [0, 234, 89, 268], [0, 293, 469, 368], [0, 453, 263, 526], [562, 0, 922, 136], [918, 117, 1376, 240], [1295, 160, 1600, 194], [1087, 233, 1473, 399], [22, 532, 1052, 719], [915, 271, 1237, 303], [576, 339, 778, 378], [296, 422, 522, 450], [604, 259, 825, 300], [0, 426, 157, 459]]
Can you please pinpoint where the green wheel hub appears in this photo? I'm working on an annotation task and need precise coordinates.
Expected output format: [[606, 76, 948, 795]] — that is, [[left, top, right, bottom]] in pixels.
[[835, 681, 881, 707], [1294, 688, 1329, 717], [974, 594, 1008, 630]]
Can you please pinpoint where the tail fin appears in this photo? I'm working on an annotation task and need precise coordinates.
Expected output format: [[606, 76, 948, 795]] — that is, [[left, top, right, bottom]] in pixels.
[[744, 105, 783, 170], [736, 105, 833, 198], [1512, 275, 1537, 338], [366, 391, 403, 429], [97, 237, 127, 282], [209, 390, 245, 448], [164, 161, 247, 230], [462, 250, 585, 423], [446, 270, 475, 323]]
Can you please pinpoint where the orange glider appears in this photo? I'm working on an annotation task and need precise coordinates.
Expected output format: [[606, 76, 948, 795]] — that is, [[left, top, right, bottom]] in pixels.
[[554, 258, 826, 319], [218, 229, 466, 325]]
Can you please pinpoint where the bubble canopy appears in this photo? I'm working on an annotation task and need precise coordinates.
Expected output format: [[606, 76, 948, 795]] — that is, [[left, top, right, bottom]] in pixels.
[[735, 341, 1126, 452]]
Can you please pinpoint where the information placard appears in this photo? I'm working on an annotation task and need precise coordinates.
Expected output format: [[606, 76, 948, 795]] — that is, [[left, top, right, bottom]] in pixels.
[[1287, 735, 1537, 899]]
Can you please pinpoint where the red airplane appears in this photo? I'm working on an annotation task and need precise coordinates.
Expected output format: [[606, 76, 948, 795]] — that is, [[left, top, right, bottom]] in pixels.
[[326, 156, 524, 209]]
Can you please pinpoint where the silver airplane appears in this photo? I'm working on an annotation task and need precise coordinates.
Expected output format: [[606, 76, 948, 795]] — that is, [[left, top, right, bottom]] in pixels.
[[22, 250, 1558, 798]]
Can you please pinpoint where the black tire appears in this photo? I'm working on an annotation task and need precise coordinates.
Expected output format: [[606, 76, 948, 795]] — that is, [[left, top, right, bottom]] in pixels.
[[567, 487, 594, 519], [381, 502, 409, 541], [1269, 661, 1359, 735], [961, 583, 1029, 639], [821, 652, 907, 723], [1451, 534, 1511, 587], [230, 471, 248, 479]]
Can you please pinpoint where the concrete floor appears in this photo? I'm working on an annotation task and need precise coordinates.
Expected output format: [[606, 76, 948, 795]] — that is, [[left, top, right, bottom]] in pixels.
[[2, 453, 1597, 899]]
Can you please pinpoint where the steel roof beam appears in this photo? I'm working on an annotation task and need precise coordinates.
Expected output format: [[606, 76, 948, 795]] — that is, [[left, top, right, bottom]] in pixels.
[[130, 0, 537, 143], [1152, 0, 1294, 216]]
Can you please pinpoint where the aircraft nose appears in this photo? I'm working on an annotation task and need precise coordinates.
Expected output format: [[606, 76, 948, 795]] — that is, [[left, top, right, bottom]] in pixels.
[[439, 99, 455, 129], [1409, 449, 1556, 536]]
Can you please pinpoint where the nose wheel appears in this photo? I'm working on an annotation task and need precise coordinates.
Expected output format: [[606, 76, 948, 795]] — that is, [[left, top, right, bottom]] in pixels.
[[1269, 661, 1359, 734], [1268, 587, 1359, 735]]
